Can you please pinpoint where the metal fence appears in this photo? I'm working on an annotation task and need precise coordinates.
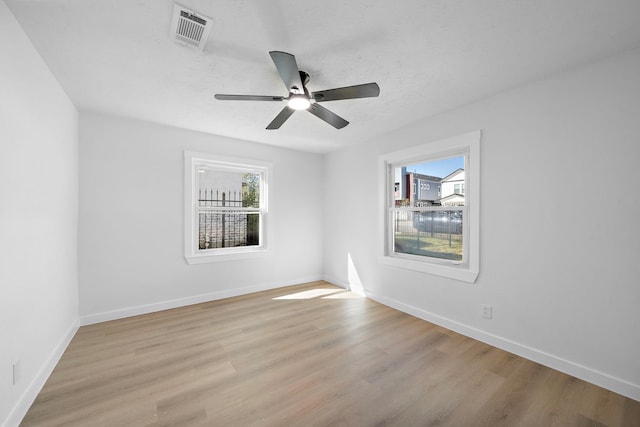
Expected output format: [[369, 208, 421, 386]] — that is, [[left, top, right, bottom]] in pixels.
[[392, 209, 463, 261], [197, 189, 259, 250]]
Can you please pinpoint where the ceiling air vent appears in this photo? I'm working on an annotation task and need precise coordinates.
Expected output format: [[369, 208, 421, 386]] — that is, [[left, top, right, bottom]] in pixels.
[[170, 3, 213, 50]]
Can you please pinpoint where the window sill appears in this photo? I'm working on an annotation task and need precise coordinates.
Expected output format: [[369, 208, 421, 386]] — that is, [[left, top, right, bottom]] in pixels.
[[185, 248, 271, 264], [379, 254, 479, 283]]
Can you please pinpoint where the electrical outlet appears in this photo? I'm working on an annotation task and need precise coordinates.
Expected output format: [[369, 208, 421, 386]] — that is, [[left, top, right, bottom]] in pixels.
[[13, 361, 21, 385], [481, 304, 493, 320]]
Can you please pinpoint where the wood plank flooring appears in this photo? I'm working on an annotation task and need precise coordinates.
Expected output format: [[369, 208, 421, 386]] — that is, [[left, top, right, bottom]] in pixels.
[[21, 282, 640, 426]]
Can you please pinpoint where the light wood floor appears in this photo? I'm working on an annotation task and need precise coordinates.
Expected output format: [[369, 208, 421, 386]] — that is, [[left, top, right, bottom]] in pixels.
[[22, 281, 639, 426]]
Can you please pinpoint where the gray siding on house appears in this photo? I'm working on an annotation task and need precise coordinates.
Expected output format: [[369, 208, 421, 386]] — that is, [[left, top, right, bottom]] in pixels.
[[414, 177, 441, 202]]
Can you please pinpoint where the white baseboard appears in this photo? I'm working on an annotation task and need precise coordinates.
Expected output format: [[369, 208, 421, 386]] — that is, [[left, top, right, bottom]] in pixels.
[[364, 291, 640, 402], [79, 276, 325, 326], [3, 319, 79, 427]]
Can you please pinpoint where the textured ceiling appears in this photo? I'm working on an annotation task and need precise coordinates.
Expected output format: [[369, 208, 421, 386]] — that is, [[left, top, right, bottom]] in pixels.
[[6, 0, 640, 153]]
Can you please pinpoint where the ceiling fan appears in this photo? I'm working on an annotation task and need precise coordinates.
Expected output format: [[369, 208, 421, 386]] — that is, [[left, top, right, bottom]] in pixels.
[[214, 51, 380, 130]]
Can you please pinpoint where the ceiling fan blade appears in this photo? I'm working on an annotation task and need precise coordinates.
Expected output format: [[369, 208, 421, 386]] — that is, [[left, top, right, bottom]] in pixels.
[[215, 94, 284, 101], [266, 107, 295, 130], [269, 51, 304, 94], [308, 103, 349, 129], [312, 82, 380, 102]]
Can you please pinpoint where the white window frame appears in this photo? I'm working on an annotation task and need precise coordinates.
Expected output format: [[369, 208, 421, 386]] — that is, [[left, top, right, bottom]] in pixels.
[[379, 131, 480, 283], [184, 151, 273, 264]]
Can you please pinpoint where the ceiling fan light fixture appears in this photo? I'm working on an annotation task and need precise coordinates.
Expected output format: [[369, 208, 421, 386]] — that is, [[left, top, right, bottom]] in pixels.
[[287, 95, 311, 110], [214, 51, 380, 129]]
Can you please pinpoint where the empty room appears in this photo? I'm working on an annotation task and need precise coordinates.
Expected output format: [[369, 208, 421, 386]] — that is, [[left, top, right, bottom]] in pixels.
[[1, 0, 640, 426]]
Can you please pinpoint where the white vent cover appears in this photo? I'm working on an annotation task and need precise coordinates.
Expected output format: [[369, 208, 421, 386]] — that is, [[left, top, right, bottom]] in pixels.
[[170, 3, 213, 50]]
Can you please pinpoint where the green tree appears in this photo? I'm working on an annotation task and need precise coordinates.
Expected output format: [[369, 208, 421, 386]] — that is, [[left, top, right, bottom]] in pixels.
[[242, 173, 260, 208]]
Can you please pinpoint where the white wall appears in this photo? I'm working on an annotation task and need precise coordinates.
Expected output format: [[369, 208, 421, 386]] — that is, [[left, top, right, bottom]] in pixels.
[[323, 49, 640, 400], [0, 2, 79, 426], [78, 112, 325, 323], [2, 3, 638, 423]]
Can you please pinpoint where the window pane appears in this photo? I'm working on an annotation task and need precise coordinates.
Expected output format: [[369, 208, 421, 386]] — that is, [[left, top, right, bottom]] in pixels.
[[393, 210, 463, 261], [197, 168, 261, 208], [195, 167, 262, 251], [198, 211, 260, 249]]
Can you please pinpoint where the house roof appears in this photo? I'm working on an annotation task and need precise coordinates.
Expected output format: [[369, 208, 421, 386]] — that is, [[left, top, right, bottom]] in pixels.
[[442, 168, 465, 182], [410, 172, 442, 182]]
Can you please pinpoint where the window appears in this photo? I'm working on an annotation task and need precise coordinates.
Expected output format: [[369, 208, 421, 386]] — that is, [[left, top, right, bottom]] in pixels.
[[184, 152, 272, 264], [379, 131, 480, 283]]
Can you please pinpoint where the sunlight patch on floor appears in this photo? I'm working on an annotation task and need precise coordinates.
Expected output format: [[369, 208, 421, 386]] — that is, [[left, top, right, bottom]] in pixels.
[[273, 288, 344, 300], [273, 288, 365, 300], [322, 291, 365, 299]]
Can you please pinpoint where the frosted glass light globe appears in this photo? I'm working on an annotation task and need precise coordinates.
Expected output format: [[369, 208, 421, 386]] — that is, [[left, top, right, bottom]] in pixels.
[[287, 95, 311, 110]]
